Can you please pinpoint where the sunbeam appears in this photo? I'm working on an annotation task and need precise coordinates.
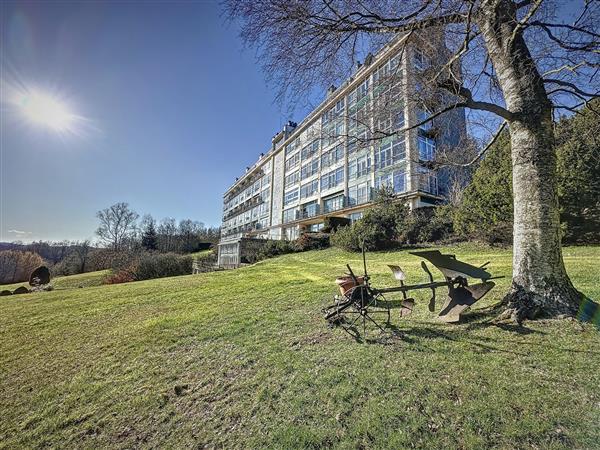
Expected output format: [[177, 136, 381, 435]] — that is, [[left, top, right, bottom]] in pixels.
[[2, 79, 93, 138]]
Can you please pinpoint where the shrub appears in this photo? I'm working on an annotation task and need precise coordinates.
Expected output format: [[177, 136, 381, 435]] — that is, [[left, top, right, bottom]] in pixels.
[[105, 266, 136, 284], [331, 187, 409, 252], [104, 252, 194, 284], [322, 217, 351, 233], [397, 206, 454, 245], [330, 224, 361, 252], [133, 253, 194, 281], [294, 232, 330, 251], [254, 240, 296, 262]]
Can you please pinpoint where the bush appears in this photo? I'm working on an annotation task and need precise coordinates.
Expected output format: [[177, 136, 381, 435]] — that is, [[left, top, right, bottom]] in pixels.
[[397, 206, 455, 245], [133, 253, 194, 281], [253, 240, 296, 262], [105, 266, 137, 284], [104, 252, 193, 284], [242, 234, 330, 264], [331, 187, 409, 252], [330, 224, 360, 252], [294, 232, 330, 251], [322, 217, 351, 233]]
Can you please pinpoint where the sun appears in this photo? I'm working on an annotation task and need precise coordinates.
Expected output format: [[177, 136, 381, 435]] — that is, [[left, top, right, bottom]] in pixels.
[[16, 89, 76, 133], [1, 79, 91, 138]]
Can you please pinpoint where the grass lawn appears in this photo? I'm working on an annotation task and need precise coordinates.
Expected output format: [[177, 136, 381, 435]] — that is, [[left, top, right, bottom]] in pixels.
[[1, 244, 599, 449], [189, 249, 213, 259], [0, 270, 111, 292]]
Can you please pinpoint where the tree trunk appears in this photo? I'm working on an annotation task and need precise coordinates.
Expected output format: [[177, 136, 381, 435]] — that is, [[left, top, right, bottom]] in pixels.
[[478, 0, 581, 321]]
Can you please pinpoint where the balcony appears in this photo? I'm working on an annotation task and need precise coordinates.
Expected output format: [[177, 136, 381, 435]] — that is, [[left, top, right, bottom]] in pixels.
[[220, 220, 264, 240], [224, 168, 265, 203], [323, 195, 346, 213], [418, 172, 439, 195], [347, 189, 373, 207], [223, 194, 264, 221], [299, 203, 320, 219]]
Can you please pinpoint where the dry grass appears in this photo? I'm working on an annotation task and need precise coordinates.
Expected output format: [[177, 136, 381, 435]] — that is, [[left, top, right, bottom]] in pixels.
[[1, 244, 598, 449]]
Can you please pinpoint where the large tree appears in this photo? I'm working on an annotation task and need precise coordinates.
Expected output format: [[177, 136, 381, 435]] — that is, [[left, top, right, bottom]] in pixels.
[[227, 0, 599, 320], [96, 202, 139, 251]]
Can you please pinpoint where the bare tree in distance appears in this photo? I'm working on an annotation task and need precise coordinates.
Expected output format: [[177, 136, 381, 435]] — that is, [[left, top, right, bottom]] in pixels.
[[157, 217, 178, 253], [70, 240, 91, 273], [96, 203, 139, 251], [226, 0, 600, 320]]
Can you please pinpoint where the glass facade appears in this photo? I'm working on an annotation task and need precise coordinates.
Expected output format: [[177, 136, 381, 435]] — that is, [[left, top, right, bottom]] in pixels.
[[220, 44, 454, 246]]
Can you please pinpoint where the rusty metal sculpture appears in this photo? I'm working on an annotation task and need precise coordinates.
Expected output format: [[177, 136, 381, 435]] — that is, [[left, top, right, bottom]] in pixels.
[[323, 246, 501, 339]]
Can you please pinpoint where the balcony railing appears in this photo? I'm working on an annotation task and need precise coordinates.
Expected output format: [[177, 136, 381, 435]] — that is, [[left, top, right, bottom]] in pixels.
[[299, 203, 320, 219], [347, 189, 373, 207], [323, 196, 346, 213], [418, 172, 438, 195], [224, 168, 265, 203], [223, 195, 264, 221]]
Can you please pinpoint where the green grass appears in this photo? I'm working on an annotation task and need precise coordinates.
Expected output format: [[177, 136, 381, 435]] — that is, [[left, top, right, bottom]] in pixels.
[[1, 269, 111, 292], [1, 244, 599, 449], [189, 249, 213, 259]]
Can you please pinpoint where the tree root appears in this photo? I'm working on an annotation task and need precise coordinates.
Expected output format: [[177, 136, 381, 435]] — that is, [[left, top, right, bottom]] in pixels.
[[498, 282, 582, 324]]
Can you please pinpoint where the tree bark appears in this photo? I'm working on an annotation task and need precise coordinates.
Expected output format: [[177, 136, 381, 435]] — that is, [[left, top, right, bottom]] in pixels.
[[478, 0, 581, 321]]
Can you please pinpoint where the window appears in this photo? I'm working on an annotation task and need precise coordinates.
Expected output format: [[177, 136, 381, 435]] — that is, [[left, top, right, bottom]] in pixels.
[[285, 152, 300, 171], [323, 120, 343, 146], [283, 207, 298, 224], [349, 212, 363, 223], [321, 143, 344, 169], [348, 89, 357, 108], [374, 138, 406, 169], [285, 140, 296, 156], [377, 116, 393, 133], [308, 223, 324, 232], [418, 167, 438, 194], [301, 139, 320, 160], [348, 182, 371, 206], [285, 170, 300, 187], [373, 56, 402, 98], [301, 201, 320, 218], [259, 202, 269, 217], [300, 179, 319, 199], [301, 158, 320, 180], [348, 155, 371, 180], [395, 110, 405, 130], [357, 78, 369, 101], [418, 135, 436, 161], [321, 167, 344, 190], [261, 188, 270, 202], [417, 109, 433, 131], [323, 195, 345, 213], [285, 226, 300, 240], [335, 120, 344, 137], [414, 48, 430, 70], [334, 98, 344, 115], [284, 188, 299, 206], [375, 170, 406, 193]]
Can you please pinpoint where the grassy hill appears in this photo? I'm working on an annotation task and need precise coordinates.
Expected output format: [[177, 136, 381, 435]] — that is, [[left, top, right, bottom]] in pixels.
[[1, 244, 599, 449], [1, 270, 110, 292]]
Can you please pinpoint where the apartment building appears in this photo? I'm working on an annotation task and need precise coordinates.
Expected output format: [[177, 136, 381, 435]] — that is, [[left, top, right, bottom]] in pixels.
[[218, 35, 466, 268]]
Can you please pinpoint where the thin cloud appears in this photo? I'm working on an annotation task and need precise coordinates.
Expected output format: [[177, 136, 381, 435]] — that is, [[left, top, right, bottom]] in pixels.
[[7, 229, 33, 236]]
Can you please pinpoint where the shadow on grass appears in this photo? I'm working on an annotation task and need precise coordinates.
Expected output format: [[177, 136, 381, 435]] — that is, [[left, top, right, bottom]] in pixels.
[[333, 312, 600, 357]]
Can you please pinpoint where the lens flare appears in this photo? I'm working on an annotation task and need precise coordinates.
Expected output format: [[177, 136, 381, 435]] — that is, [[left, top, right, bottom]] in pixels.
[[16, 89, 75, 132], [1, 79, 93, 138]]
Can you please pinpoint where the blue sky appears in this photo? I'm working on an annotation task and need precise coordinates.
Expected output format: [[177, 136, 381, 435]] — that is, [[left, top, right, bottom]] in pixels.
[[1, 1, 301, 242]]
